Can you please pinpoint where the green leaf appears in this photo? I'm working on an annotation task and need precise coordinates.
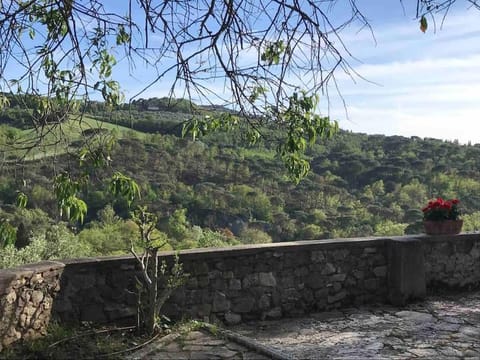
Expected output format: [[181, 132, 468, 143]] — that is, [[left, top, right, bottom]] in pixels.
[[16, 192, 28, 208], [0, 221, 16, 248], [420, 16, 428, 33], [108, 172, 141, 207]]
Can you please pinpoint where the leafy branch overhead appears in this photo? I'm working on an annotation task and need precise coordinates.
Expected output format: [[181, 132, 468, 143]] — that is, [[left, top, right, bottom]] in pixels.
[[0, 0, 460, 180]]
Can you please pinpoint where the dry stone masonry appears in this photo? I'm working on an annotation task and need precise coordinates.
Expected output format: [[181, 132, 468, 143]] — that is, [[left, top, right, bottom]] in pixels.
[[1, 233, 480, 348], [424, 234, 480, 289], [0, 261, 64, 351]]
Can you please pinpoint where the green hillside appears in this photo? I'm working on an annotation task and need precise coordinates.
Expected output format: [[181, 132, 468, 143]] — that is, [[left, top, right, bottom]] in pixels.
[[2, 101, 480, 267], [0, 114, 145, 162]]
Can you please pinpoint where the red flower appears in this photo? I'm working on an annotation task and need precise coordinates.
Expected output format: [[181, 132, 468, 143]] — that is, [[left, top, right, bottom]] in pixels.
[[422, 197, 461, 221]]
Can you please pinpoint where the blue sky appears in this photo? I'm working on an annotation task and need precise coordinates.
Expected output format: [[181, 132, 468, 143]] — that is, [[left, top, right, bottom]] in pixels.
[[5, 1, 473, 144], [115, 1, 480, 144], [324, 1, 480, 144]]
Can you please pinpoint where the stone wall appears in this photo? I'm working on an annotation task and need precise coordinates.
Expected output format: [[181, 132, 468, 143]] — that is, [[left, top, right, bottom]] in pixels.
[[3, 233, 480, 348], [423, 234, 480, 289], [0, 261, 64, 351], [53, 238, 388, 325], [164, 239, 388, 324]]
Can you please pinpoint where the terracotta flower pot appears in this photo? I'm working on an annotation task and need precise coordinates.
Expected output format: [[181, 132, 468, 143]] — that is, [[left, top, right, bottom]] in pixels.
[[423, 219, 463, 235]]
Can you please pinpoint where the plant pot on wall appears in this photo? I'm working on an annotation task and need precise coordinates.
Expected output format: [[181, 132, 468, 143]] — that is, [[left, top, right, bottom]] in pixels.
[[423, 219, 463, 235]]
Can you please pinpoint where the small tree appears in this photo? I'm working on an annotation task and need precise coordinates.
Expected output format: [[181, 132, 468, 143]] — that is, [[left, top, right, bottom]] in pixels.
[[130, 206, 187, 335]]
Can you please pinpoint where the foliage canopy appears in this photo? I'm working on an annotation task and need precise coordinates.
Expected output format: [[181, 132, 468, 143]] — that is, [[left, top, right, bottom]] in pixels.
[[0, 0, 468, 180]]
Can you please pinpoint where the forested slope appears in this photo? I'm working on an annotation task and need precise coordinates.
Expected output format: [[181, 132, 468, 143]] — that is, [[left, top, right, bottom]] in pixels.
[[2, 99, 480, 266]]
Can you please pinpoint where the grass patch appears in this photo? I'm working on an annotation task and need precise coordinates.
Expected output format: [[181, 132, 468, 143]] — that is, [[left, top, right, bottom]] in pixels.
[[1, 322, 147, 359], [1, 319, 208, 359], [1, 115, 146, 162]]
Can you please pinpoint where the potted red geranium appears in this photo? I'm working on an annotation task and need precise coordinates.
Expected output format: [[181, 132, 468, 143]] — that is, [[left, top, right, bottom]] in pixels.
[[422, 197, 462, 235]]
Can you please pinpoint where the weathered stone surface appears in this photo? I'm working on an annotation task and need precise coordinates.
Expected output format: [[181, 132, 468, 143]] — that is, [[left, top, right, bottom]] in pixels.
[[330, 273, 346, 282], [31, 290, 44, 305], [265, 307, 282, 319], [0, 262, 64, 350], [258, 294, 271, 310], [242, 274, 258, 288], [231, 291, 480, 360], [322, 263, 336, 275], [5, 234, 480, 351], [373, 266, 387, 277], [352, 270, 364, 279], [311, 251, 325, 263], [395, 311, 434, 323], [328, 290, 347, 304], [193, 262, 209, 275], [224, 312, 242, 325], [232, 296, 255, 313], [258, 272, 276, 287], [212, 291, 229, 312], [228, 278, 241, 290], [364, 278, 378, 290]]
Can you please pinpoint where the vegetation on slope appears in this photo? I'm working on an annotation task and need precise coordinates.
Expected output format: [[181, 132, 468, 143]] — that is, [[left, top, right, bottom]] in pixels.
[[2, 100, 480, 267]]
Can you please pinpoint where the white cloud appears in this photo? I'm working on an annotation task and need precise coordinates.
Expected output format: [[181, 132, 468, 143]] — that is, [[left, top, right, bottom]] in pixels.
[[324, 9, 480, 144]]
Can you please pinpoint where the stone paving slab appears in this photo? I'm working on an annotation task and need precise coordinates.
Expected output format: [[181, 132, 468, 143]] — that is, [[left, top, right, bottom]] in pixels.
[[127, 329, 272, 359], [231, 291, 480, 359]]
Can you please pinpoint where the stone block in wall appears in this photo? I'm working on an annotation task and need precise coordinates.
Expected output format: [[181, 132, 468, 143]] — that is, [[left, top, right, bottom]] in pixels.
[[455, 239, 474, 254], [232, 296, 255, 313], [364, 278, 378, 291], [470, 244, 480, 259], [80, 304, 107, 323], [328, 290, 347, 304], [279, 275, 295, 288], [104, 304, 136, 321], [330, 273, 347, 282], [258, 294, 271, 310], [196, 304, 212, 317], [254, 261, 272, 272], [363, 247, 377, 255], [321, 263, 336, 275], [387, 238, 426, 306], [224, 312, 242, 325], [212, 291, 230, 312], [373, 266, 387, 277], [193, 261, 209, 275], [242, 274, 258, 288], [294, 266, 309, 277], [352, 270, 364, 279], [197, 276, 209, 288], [311, 251, 325, 263], [264, 307, 282, 319], [211, 278, 227, 290], [258, 272, 276, 287], [306, 273, 325, 289], [332, 249, 349, 261], [228, 278, 241, 290]]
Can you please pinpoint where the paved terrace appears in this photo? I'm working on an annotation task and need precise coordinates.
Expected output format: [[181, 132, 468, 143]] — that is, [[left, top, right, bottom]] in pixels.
[[132, 290, 480, 359]]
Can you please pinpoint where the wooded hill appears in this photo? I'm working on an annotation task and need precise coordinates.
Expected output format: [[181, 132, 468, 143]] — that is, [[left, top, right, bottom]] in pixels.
[[2, 98, 480, 264]]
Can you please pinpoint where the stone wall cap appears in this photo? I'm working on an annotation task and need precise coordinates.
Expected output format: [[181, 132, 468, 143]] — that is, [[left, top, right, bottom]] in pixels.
[[61, 255, 134, 266], [416, 233, 479, 243], [169, 237, 389, 261], [0, 271, 17, 292], [26, 233, 480, 269], [55, 237, 390, 267], [0, 260, 65, 277], [0, 260, 65, 292]]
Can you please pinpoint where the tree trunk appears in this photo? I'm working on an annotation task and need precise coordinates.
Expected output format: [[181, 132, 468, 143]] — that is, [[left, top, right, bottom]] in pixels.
[[145, 249, 158, 335]]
